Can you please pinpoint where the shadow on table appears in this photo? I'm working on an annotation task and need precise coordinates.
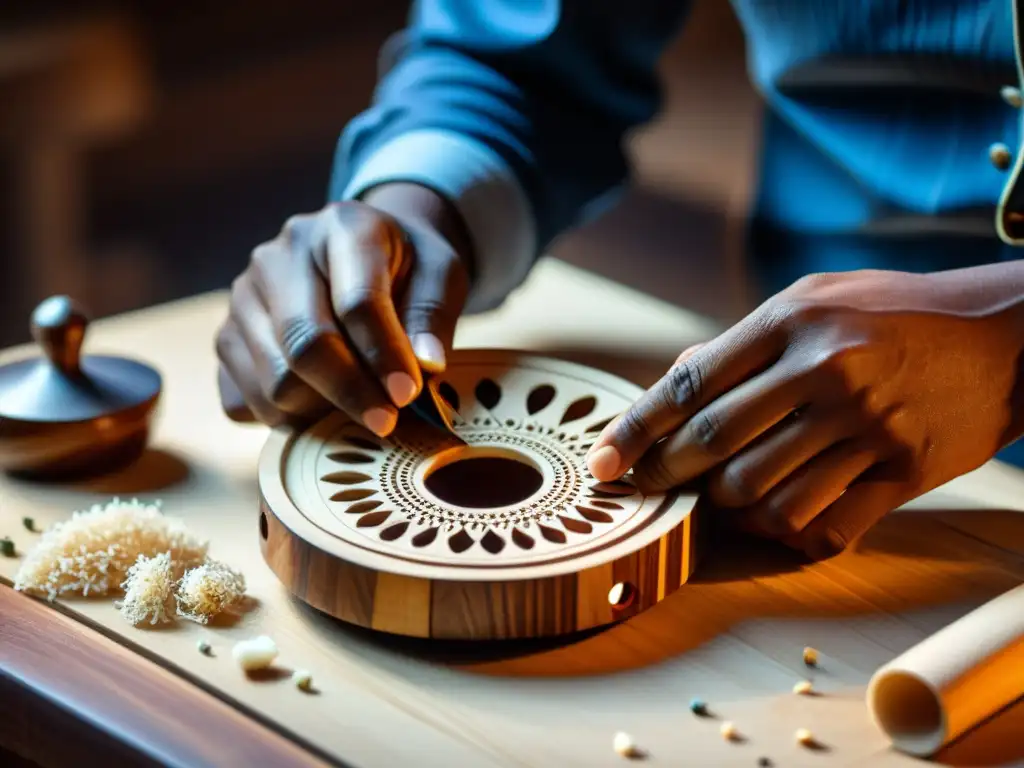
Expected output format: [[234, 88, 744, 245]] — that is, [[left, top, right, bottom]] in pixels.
[[337, 505, 1024, 678], [7, 447, 192, 496], [937, 695, 1024, 766]]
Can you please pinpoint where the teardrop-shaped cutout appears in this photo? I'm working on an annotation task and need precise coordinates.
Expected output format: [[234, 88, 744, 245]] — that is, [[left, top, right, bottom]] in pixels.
[[538, 523, 567, 544], [560, 396, 597, 425], [380, 521, 409, 541], [559, 516, 592, 535], [589, 481, 636, 497], [585, 416, 615, 433], [344, 500, 383, 514], [590, 500, 623, 510], [448, 529, 474, 553], [576, 505, 614, 523], [475, 378, 502, 410], [437, 381, 460, 412], [329, 488, 377, 502], [344, 436, 381, 452], [320, 471, 372, 485], [412, 526, 439, 547], [480, 529, 506, 554], [526, 384, 556, 415], [511, 527, 535, 550], [357, 510, 391, 528], [327, 451, 375, 465]]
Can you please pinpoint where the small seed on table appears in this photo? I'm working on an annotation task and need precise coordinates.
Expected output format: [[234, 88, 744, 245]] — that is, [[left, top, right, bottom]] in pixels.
[[793, 680, 813, 695], [197, 639, 212, 655], [22, 517, 36, 532], [0, 538, 15, 557], [802, 646, 818, 667], [294, 669, 313, 691], [689, 698, 709, 716], [720, 721, 739, 741], [612, 731, 640, 758], [795, 728, 815, 747], [232, 635, 278, 672]]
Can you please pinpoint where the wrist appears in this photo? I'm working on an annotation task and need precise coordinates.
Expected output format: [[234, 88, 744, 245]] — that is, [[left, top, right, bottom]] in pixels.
[[360, 182, 477, 281]]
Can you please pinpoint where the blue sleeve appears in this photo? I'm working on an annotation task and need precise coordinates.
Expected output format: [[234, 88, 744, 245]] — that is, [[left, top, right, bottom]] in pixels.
[[328, 0, 691, 312]]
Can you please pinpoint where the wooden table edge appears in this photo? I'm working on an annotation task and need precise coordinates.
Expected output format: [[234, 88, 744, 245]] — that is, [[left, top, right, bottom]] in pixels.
[[0, 582, 349, 768]]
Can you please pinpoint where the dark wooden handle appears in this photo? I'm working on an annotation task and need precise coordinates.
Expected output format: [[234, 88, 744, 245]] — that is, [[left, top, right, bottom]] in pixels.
[[30, 295, 89, 376]]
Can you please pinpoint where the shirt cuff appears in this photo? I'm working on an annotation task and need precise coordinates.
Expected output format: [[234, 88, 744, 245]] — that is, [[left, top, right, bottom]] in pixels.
[[340, 129, 537, 314]]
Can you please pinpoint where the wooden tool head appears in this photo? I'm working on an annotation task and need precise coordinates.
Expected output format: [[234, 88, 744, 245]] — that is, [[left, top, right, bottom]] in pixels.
[[0, 295, 163, 479]]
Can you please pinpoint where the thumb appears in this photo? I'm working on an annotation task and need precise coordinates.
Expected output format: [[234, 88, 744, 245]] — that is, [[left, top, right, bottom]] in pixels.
[[398, 230, 470, 374]]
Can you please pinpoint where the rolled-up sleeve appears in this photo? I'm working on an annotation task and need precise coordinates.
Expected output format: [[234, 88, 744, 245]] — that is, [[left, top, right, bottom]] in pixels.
[[329, 0, 691, 313]]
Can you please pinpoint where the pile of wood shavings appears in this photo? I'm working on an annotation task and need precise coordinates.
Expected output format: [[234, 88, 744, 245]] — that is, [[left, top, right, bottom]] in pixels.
[[13, 498, 208, 600], [119, 552, 177, 625], [175, 559, 246, 624]]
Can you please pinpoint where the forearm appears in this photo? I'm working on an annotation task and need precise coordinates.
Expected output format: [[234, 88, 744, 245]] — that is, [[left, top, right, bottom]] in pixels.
[[327, 0, 690, 312], [925, 260, 1024, 316]]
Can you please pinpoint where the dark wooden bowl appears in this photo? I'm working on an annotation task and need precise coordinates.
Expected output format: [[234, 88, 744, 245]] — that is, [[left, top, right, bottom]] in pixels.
[[0, 296, 162, 480]]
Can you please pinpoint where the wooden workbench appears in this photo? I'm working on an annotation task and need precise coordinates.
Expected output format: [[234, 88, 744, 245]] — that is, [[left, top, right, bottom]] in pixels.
[[1, 258, 1022, 768]]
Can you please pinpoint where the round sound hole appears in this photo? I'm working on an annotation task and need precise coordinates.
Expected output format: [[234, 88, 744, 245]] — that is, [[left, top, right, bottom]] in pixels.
[[424, 453, 543, 509]]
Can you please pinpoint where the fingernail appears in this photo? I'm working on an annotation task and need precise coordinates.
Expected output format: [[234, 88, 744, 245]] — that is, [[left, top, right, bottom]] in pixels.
[[362, 406, 397, 437], [412, 333, 446, 372], [386, 371, 418, 407], [587, 445, 621, 481]]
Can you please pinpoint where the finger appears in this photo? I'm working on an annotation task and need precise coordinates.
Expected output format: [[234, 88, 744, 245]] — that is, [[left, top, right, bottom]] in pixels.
[[587, 313, 785, 481], [584, 343, 705, 480], [215, 321, 289, 426], [218, 365, 254, 422], [397, 225, 470, 373], [317, 205, 423, 407], [674, 343, 705, 366], [631, 357, 811, 493], [251, 235, 397, 437], [798, 471, 909, 560], [737, 438, 880, 539], [707, 405, 861, 508], [229, 273, 332, 419]]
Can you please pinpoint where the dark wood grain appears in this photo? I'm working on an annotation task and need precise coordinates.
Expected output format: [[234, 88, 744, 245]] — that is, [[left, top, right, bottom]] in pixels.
[[0, 585, 335, 768]]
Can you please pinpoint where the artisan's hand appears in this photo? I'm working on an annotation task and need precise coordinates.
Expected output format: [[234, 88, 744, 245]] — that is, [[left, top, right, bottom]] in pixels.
[[215, 183, 471, 433], [586, 269, 1024, 559]]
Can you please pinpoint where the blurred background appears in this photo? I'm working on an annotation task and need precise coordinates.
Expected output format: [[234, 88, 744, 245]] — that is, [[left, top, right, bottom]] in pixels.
[[0, 0, 760, 347]]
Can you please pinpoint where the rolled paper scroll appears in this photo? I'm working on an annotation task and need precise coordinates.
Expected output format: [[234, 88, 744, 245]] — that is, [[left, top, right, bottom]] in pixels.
[[866, 583, 1024, 757]]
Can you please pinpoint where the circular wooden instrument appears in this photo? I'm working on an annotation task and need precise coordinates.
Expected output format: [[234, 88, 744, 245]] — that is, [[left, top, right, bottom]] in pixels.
[[0, 295, 162, 479], [258, 350, 701, 640]]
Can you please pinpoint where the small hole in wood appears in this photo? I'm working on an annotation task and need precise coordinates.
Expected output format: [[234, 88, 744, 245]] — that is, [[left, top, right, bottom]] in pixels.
[[608, 582, 636, 610], [259, 511, 268, 540]]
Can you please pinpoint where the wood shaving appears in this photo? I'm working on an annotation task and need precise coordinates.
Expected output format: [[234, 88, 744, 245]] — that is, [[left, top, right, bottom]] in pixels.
[[118, 552, 176, 626], [13, 498, 207, 600], [175, 559, 246, 624]]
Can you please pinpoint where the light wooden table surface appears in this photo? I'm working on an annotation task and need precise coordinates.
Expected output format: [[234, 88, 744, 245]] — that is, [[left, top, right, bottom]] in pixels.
[[1, 258, 1022, 768]]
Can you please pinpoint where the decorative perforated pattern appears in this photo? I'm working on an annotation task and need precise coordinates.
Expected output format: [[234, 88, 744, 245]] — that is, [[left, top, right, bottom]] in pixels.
[[293, 355, 654, 565]]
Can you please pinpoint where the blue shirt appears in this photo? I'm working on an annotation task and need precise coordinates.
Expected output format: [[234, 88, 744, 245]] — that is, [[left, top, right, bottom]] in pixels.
[[327, 0, 1024, 464]]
